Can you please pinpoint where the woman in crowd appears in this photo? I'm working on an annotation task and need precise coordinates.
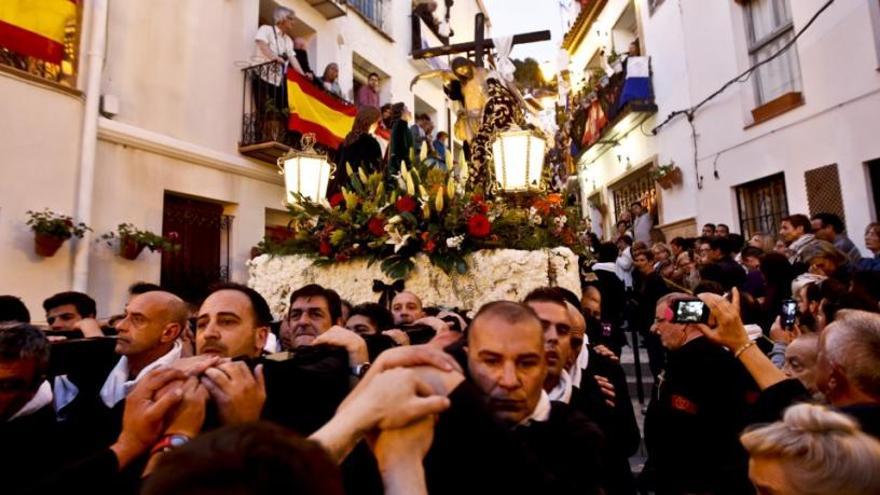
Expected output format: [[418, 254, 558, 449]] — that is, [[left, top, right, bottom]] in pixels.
[[741, 403, 880, 495], [319, 63, 343, 98], [327, 106, 382, 198]]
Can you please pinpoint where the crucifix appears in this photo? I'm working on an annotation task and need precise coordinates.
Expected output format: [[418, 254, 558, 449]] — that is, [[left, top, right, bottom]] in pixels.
[[411, 12, 551, 67]]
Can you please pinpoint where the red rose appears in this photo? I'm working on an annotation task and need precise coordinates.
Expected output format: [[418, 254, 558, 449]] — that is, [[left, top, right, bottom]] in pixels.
[[367, 217, 386, 237], [319, 240, 332, 256], [421, 232, 436, 253], [396, 196, 417, 213], [467, 214, 491, 238], [329, 192, 345, 208]]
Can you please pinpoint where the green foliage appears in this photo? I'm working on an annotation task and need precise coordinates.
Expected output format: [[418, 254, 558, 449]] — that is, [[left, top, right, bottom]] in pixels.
[[26, 209, 90, 239], [100, 223, 181, 253], [257, 157, 588, 279]]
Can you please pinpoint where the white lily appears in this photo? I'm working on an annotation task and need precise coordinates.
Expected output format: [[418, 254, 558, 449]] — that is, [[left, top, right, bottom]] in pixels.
[[385, 227, 412, 253]]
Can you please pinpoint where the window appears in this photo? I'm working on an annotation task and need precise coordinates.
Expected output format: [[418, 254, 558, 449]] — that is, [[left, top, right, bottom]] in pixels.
[[610, 167, 658, 226], [745, 0, 802, 105], [736, 173, 789, 240], [0, 3, 81, 87], [804, 164, 845, 221]]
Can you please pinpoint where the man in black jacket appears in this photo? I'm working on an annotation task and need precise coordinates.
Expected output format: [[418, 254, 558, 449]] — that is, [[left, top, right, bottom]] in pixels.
[[0, 324, 66, 495], [641, 293, 755, 495], [466, 300, 607, 494], [700, 236, 746, 292]]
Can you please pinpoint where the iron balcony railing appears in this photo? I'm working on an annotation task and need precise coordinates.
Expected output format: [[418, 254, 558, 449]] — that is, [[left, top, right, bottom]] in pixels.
[[349, 0, 386, 32]]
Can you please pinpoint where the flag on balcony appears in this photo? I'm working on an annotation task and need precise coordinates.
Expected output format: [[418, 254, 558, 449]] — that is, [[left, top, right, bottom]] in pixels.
[[619, 56, 651, 109], [286, 68, 357, 149], [0, 0, 77, 64]]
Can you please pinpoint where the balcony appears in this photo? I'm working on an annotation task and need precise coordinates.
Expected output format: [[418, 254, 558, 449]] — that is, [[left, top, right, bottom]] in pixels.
[[349, 0, 390, 35], [575, 58, 658, 164], [239, 61, 356, 164], [239, 61, 291, 164], [305, 0, 346, 20]]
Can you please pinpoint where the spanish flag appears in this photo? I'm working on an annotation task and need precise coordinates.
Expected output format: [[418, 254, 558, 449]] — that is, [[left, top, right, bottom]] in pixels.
[[0, 0, 77, 65], [287, 68, 356, 149]]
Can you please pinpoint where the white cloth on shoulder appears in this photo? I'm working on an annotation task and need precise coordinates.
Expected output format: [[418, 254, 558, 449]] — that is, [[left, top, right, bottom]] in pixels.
[[99, 341, 183, 408], [9, 380, 53, 422]]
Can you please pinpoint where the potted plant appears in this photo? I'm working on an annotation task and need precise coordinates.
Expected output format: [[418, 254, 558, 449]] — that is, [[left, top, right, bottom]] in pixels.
[[26, 209, 90, 257], [100, 223, 181, 260], [652, 162, 683, 189], [262, 98, 289, 142]]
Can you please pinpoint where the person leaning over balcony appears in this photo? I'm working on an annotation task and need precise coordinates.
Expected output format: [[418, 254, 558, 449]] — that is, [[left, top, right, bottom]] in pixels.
[[319, 63, 344, 99], [253, 7, 304, 113]]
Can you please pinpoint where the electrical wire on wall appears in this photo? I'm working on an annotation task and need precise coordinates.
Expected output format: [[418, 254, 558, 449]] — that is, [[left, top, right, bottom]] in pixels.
[[649, 0, 836, 189]]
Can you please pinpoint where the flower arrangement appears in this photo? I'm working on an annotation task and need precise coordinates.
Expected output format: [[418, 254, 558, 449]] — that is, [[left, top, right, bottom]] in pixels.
[[100, 223, 181, 260], [261, 158, 588, 279], [26, 209, 91, 257]]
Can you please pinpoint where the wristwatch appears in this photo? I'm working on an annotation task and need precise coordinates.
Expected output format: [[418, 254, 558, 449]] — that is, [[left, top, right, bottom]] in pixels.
[[150, 434, 191, 456], [351, 362, 371, 378]]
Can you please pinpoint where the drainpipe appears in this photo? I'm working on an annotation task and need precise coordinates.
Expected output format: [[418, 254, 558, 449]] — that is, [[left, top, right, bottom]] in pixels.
[[72, 0, 108, 292]]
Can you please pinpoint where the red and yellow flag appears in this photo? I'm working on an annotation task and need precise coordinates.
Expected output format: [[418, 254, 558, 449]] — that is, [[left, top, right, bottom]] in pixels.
[[0, 0, 77, 64], [286, 68, 356, 149]]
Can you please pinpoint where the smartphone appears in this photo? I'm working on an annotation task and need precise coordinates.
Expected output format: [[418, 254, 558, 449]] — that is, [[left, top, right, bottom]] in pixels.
[[781, 299, 797, 329], [672, 299, 710, 324]]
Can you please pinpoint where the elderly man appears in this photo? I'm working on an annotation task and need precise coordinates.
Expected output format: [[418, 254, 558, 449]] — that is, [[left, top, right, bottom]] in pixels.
[[694, 291, 880, 439], [642, 293, 755, 494]]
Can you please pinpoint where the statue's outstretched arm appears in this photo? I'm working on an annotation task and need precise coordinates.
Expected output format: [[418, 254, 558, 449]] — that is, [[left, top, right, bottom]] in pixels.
[[410, 70, 456, 91]]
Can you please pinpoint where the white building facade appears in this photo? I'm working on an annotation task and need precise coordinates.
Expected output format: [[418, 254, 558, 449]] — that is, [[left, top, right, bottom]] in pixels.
[[563, 0, 880, 250], [0, 0, 488, 319]]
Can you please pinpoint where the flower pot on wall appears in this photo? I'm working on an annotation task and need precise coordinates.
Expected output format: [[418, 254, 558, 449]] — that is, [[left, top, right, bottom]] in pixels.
[[34, 233, 65, 257], [120, 236, 146, 260]]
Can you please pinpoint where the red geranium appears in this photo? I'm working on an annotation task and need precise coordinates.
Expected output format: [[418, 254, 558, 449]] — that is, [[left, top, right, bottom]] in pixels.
[[319, 240, 332, 256], [329, 192, 345, 208], [367, 217, 386, 237], [467, 214, 491, 238], [396, 196, 417, 213], [421, 232, 436, 253]]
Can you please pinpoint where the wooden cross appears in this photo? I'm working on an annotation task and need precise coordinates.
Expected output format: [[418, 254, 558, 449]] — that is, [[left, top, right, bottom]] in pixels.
[[411, 12, 551, 68]]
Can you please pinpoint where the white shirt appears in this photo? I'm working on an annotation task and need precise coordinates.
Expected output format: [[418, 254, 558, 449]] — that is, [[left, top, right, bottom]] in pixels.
[[54, 341, 183, 411], [254, 25, 296, 85], [8, 380, 53, 422], [518, 390, 552, 426], [547, 369, 574, 404], [615, 247, 634, 289], [633, 212, 653, 247], [100, 341, 183, 408]]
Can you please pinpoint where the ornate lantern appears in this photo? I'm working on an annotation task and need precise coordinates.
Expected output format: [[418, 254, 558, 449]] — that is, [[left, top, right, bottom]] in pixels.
[[492, 126, 547, 193], [277, 134, 334, 203]]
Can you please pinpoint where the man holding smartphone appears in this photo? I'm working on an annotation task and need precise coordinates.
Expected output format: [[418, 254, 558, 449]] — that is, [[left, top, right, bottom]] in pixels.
[[640, 293, 756, 494]]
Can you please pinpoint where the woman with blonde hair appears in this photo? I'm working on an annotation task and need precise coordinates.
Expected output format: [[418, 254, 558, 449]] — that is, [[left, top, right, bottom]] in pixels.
[[741, 403, 880, 494]]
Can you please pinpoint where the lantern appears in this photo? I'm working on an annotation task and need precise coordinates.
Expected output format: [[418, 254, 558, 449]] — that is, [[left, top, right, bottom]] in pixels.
[[277, 134, 334, 203], [492, 127, 547, 193]]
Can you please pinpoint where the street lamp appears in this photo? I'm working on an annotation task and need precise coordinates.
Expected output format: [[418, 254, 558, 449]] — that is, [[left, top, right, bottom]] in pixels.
[[492, 126, 547, 193], [277, 134, 334, 203]]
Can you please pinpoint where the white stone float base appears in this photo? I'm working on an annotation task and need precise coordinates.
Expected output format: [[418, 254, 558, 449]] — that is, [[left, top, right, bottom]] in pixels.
[[248, 247, 582, 318]]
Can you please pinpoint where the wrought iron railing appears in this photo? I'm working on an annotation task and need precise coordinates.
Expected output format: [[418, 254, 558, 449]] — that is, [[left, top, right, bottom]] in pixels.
[[240, 61, 290, 147], [349, 0, 386, 31]]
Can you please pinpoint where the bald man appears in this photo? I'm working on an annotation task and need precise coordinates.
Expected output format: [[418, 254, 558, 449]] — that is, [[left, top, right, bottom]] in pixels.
[[391, 291, 425, 326], [54, 291, 188, 453]]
